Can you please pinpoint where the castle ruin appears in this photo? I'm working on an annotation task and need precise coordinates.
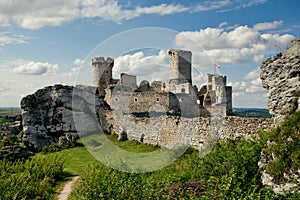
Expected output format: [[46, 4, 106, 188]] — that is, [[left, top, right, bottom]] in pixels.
[[92, 49, 232, 117]]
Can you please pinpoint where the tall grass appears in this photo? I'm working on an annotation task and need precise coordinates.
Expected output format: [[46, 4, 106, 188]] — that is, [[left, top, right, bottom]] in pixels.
[[0, 156, 64, 200], [70, 112, 300, 199]]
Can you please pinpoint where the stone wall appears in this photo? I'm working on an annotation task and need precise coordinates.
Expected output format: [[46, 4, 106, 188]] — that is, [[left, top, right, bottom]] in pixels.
[[105, 113, 274, 150]]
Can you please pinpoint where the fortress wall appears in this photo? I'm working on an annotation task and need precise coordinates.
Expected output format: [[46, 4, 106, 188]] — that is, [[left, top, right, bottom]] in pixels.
[[104, 113, 274, 150]]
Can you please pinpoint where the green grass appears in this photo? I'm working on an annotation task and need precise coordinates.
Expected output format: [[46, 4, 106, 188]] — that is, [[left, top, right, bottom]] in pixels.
[[0, 109, 21, 117], [80, 133, 183, 173], [106, 134, 160, 152], [38, 146, 98, 176], [38, 135, 162, 175], [0, 156, 64, 200], [69, 112, 300, 199]]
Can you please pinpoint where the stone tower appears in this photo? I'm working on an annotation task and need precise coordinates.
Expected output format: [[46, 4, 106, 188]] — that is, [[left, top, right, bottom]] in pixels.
[[92, 57, 114, 97], [168, 49, 192, 85]]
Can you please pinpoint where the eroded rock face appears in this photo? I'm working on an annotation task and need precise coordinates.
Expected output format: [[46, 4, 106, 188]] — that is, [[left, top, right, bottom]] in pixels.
[[21, 84, 105, 152], [259, 38, 300, 194], [260, 38, 300, 125]]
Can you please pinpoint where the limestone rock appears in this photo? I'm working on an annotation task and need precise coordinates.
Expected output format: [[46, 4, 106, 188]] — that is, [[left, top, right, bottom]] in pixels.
[[259, 38, 300, 194], [260, 38, 300, 125], [58, 133, 77, 148], [21, 84, 106, 152]]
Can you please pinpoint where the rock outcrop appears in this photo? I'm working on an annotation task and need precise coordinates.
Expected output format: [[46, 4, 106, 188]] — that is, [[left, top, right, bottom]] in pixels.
[[260, 38, 300, 125], [259, 38, 300, 194], [21, 84, 107, 152]]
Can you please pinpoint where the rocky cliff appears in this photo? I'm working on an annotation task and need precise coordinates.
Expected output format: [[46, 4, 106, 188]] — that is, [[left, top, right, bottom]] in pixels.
[[260, 38, 300, 125], [21, 84, 106, 152], [259, 38, 300, 194]]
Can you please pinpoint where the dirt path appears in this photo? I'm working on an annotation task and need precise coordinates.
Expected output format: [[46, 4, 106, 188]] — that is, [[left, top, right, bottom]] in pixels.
[[57, 176, 80, 200]]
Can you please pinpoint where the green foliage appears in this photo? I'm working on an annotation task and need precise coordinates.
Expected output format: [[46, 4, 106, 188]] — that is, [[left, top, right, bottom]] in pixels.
[[0, 156, 64, 200], [2, 135, 20, 146], [263, 111, 300, 183], [70, 136, 300, 199], [42, 143, 62, 153]]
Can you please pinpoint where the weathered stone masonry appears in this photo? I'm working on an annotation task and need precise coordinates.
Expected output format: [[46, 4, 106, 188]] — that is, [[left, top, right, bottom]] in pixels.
[[102, 113, 274, 150]]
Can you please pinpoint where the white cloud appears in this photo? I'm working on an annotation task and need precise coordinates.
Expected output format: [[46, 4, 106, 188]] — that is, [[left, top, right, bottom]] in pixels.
[[228, 68, 268, 107], [244, 68, 260, 80], [73, 58, 85, 66], [0, 0, 268, 29], [0, 0, 189, 29], [114, 50, 169, 83], [193, 0, 231, 12], [175, 22, 294, 65], [12, 61, 59, 75], [0, 31, 29, 46], [0, 59, 77, 106], [253, 20, 283, 31]]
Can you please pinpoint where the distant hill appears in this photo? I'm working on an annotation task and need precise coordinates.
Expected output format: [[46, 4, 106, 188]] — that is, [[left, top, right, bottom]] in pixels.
[[232, 108, 271, 118], [0, 107, 21, 117]]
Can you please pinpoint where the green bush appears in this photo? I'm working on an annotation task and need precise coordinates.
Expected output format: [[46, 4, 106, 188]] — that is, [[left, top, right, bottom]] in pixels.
[[0, 156, 64, 200], [42, 143, 62, 153], [263, 111, 300, 183], [70, 138, 292, 199], [69, 112, 300, 199]]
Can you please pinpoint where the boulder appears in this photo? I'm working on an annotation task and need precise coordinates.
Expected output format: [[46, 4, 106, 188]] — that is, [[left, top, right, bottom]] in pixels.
[[21, 84, 106, 152]]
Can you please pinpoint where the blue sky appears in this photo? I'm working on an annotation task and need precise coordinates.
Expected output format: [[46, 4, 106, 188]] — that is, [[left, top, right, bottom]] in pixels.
[[0, 0, 299, 108]]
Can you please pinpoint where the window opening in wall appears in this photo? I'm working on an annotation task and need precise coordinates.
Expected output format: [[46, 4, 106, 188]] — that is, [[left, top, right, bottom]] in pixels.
[[156, 98, 159, 102], [181, 88, 185, 93], [163, 83, 166, 88], [134, 98, 138, 102]]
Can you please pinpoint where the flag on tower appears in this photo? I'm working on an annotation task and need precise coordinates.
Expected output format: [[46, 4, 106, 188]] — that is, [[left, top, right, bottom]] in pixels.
[[214, 63, 221, 68]]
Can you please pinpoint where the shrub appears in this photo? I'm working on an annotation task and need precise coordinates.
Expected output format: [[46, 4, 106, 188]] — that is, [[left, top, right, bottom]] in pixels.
[[263, 111, 300, 184], [70, 113, 300, 199], [0, 156, 64, 200], [42, 143, 62, 153]]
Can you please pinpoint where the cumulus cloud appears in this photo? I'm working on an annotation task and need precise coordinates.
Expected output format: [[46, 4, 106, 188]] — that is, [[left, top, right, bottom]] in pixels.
[[244, 68, 260, 80], [73, 58, 85, 66], [228, 68, 268, 107], [253, 20, 283, 31], [0, 0, 188, 29], [12, 61, 59, 75], [114, 50, 169, 83], [0, 0, 268, 29], [175, 21, 294, 65], [0, 59, 77, 106], [0, 31, 29, 46]]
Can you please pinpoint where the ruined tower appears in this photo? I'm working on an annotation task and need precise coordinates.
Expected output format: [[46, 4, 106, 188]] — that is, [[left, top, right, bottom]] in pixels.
[[168, 49, 192, 85], [204, 73, 232, 115], [92, 57, 114, 97]]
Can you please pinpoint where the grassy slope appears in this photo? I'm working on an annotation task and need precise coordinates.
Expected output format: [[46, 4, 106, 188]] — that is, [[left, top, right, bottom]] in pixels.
[[39, 134, 160, 176]]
